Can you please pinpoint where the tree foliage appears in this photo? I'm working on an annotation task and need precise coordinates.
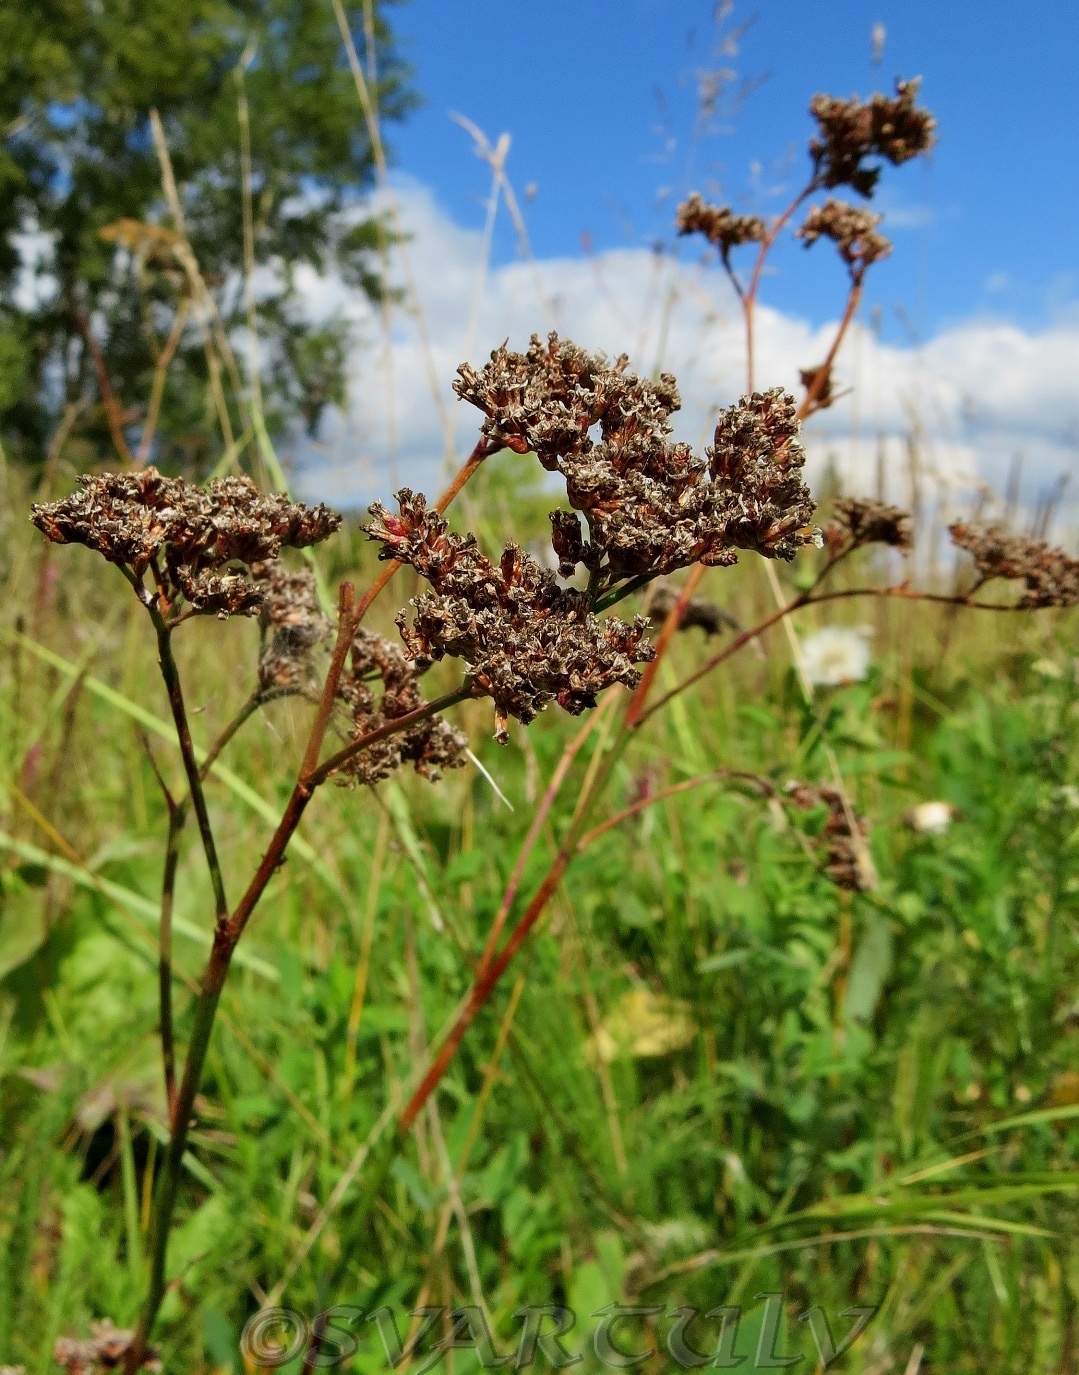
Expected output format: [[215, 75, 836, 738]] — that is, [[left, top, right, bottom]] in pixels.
[[0, 0, 414, 471]]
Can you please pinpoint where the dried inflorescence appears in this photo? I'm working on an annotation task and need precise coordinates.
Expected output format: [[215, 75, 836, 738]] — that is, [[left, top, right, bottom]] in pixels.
[[31, 468, 341, 618], [707, 389, 819, 561], [675, 193, 766, 263], [646, 583, 740, 637], [335, 627, 468, 782], [455, 334, 818, 590], [250, 561, 332, 694], [949, 523, 1079, 609], [367, 490, 654, 741], [798, 199, 892, 277], [826, 497, 912, 551], [799, 363, 834, 410], [785, 781, 873, 892], [54, 1321, 160, 1374], [809, 78, 935, 197]]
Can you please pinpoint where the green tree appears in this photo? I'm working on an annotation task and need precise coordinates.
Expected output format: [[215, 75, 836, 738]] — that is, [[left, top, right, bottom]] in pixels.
[[0, 0, 413, 473]]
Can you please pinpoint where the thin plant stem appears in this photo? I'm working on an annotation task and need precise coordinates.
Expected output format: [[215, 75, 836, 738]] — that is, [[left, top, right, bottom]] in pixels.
[[341, 803, 391, 1097], [121, 573, 230, 924], [475, 705, 605, 982], [73, 308, 135, 465], [797, 276, 863, 421], [134, 299, 189, 467], [575, 768, 769, 851], [744, 183, 816, 392]]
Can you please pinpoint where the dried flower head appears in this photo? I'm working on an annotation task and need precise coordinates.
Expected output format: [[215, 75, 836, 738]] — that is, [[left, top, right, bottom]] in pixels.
[[646, 583, 740, 637], [797, 199, 892, 276], [829, 496, 912, 550], [335, 627, 468, 783], [809, 78, 935, 197], [367, 490, 654, 741], [31, 468, 341, 619], [456, 335, 819, 596], [799, 363, 835, 410], [707, 389, 819, 561], [250, 561, 332, 695], [949, 522, 1079, 609], [675, 193, 766, 262], [54, 1321, 160, 1374], [785, 781, 873, 892]]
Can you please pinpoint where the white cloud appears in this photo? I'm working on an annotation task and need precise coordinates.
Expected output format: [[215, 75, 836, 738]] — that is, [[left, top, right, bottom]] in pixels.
[[293, 178, 1079, 542]]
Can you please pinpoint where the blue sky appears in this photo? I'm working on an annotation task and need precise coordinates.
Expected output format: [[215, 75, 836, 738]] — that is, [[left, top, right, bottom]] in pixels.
[[387, 0, 1078, 343]]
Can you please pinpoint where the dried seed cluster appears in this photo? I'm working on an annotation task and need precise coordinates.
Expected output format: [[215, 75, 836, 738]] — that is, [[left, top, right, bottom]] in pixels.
[[786, 781, 872, 892], [950, 523, 1079, 609], [251, 561, 332, 694], [675, 193, 766, 261], [809, 78, 936, 197], [826, 497, 912, 551], [335, 627, 468, 782], [645, 583, 739, 637], [367, 490, 654, 741], [54, 1321, 159, 1374], [797, 199, 892, 276], [31, 468, 341, 618], [455, 334, 818, 590]]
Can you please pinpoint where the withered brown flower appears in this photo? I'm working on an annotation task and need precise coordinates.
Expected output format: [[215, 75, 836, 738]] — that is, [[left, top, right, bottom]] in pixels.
[[799, 363, 835, 410], [949, 522, 1079, 609], [335, 626, 468, 782], [829, 497, 912, 551], [797, 199, 892, 277], [31, 468, 341, 619], [675, 193, 766, 263], [251, 561, 332, 694], [809, 78, 935, 197], [786, 781, 873, 892], [454, 334, 819, 592], [645, 583, 740, 637], [367, 490, 654, 741], [54, 1320, 160, 1374]]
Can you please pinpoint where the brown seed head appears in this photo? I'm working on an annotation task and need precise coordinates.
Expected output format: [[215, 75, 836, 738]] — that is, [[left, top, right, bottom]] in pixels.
[[949, 522, 1079, 609], [797, 199, 892, 275], [809, 78, 935, 197], [830, 497, 912, 550], [30, 468, 340, 618], [250, 561, 333, 694], [366, 491, 655, 740], [675, 193, 766, 261], [455, 335, 819, 586], [335, 628, 468, 784], [786, 781, 872, 892], [707, 389, 818, 561], [53, 1320, 160, 1374]]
